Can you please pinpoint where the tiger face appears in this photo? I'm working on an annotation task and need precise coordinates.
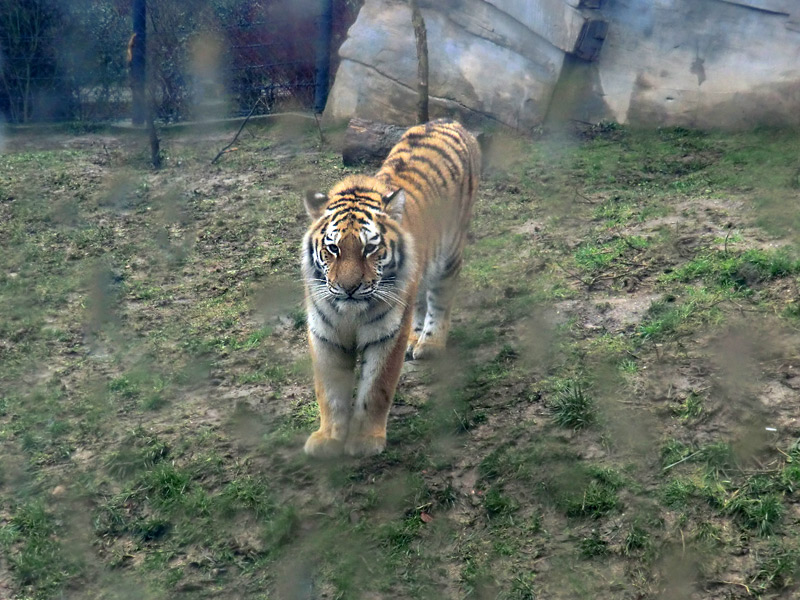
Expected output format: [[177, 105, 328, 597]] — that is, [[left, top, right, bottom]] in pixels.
[[303, 176, 410, 310]]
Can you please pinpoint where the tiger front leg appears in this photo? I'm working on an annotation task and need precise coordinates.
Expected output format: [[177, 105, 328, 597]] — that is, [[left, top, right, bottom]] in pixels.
[[346, 316, 411, 457], [304, 335, 357, 458]]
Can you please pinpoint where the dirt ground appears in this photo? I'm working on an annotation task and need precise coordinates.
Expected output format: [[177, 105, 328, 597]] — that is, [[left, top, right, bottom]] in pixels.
[[0, 119, 799, 599]]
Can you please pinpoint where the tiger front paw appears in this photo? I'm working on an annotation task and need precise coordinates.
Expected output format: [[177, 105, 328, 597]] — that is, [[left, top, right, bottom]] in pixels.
[[411, 338, 446, 361], [405, 331, 421, 361], [304, 430, 345, 458], [344, 434, 386, 457]]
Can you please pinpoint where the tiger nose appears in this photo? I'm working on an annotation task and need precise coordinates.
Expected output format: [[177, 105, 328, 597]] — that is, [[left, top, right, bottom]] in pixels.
[[342, 282, 361, 296]]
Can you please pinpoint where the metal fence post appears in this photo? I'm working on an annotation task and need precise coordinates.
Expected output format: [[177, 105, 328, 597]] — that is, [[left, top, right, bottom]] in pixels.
[[314, 0, 333, 114], [131, 0, 147, 125]]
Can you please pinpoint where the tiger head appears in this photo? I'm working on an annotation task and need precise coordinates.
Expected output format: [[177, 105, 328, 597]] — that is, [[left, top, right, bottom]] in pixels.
[[302, 175, 411, 307]]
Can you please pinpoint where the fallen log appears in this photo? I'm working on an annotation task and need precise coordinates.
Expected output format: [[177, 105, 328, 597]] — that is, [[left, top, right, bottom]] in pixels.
[[341, 118, 406, 167]]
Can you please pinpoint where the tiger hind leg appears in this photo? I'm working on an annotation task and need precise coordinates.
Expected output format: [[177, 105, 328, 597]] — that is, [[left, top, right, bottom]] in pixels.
[[405, 287, 428, 360], [411, 255, 461, 361]]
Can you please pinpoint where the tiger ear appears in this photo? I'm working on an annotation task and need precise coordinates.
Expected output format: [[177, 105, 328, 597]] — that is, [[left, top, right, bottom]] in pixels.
[[304, 191, 328, 220], [382, 188, 406, 222]]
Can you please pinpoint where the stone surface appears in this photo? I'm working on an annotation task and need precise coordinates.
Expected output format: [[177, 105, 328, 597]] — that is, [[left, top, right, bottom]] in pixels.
[[325, 0, 800, 131], [325, 0, 571, 132], [592, 0, 800, 129]]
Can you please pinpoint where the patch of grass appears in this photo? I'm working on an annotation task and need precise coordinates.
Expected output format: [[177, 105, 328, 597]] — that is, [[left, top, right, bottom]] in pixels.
[[666, 247, 800, 292], [550, 380, 596, 430], [724, 476, 785, 536], [661, 478, 696, 508], [579, 530, 609, 558], [573, 235, 649, 277], [238, 363, 288, 385], [502, 572, 538, 600], [222, 475, 275, 517], [623, 523, 652, 556], [693, 521, 722, 545], [376, 513, 424, 555], [0, 500, 79, 595], [638, 296, 694, 341], [105, 429, 169, 479], [638, 288, 723, 342], [752, 542, 800, 592], [140, 463, 192, 510], [483, 486, 520, 519], [449, 323, 497, 350], [672, 391, 704, 420], [562, 475, 622, 519], [262, 505, 298, 555]]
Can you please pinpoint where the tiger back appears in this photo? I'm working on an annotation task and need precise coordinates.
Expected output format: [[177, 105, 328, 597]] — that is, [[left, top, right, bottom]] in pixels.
[[301, 119, 480, 457]]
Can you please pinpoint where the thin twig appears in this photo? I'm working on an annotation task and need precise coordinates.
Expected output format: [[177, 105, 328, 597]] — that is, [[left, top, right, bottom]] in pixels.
[[211, 97, 262, 165], [723, 225, 733, 255], [552, 259, 596, 288], [573, 187, 599, 204], [713, 580, 753, 596], [313, 111, 325, 147], [662, 450, 703, 471]]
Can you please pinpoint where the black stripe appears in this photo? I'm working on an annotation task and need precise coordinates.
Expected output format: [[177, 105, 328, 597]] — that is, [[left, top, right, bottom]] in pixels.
[[403, 163, 445, 190], [310, 327, 353, 353], [410, 154, 448, 187], [359, 325, 402, 352], [365, 307, 393, 325], [434, 125, 467, 146], [382, 219, 401, 236], [414, 142, 460, 180], [441, 252, 462, 278], [335, 185, 380, 198], [403, 130, 426, 142], [350, 196, 382, 209], [395, 240, 405, 275], [332, 213, 371, 227], [467, 154, 474, 199], [326, 201, 350, 211], [310, 301, 335, 329], [384, 239, 398, 272]]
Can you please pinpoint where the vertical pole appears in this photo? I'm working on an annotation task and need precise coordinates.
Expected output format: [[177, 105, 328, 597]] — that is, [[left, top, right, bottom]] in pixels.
[[313, 0, 333, 114], [131, 0, 146, 125], [410, 0, 429, 124]]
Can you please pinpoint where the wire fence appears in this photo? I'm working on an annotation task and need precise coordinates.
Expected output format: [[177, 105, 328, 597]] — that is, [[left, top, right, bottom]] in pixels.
[[0, 0, 361, 124]]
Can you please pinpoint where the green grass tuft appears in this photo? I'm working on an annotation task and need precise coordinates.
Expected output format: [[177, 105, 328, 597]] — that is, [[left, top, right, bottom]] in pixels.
[[550, 381, 596, 430]]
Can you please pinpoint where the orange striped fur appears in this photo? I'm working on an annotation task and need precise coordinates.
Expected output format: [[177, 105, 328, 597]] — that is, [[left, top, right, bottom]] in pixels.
[[301, 119, 480, 457]]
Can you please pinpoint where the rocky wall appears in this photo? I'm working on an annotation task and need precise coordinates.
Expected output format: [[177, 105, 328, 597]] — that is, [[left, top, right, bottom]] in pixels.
[[325, 0, 800, 131]]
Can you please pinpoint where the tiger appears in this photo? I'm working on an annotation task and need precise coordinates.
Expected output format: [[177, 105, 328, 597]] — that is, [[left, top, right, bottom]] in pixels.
[[301, 118, 481, 457]]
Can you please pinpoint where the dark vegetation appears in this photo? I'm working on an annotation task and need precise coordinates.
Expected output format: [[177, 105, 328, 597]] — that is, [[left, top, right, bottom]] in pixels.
[[0, 0, 362, 123]]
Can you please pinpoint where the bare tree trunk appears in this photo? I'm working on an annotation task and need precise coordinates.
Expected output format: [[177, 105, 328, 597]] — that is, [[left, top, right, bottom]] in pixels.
[[131, 0, 147, 126], [147, 107, 161, 169], [409, 0, 428, 124]]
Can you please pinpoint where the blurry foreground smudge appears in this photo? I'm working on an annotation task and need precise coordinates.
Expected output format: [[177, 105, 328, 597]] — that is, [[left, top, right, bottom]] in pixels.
[[250, 280, 304, 324], [83, 264, 122, 355]]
